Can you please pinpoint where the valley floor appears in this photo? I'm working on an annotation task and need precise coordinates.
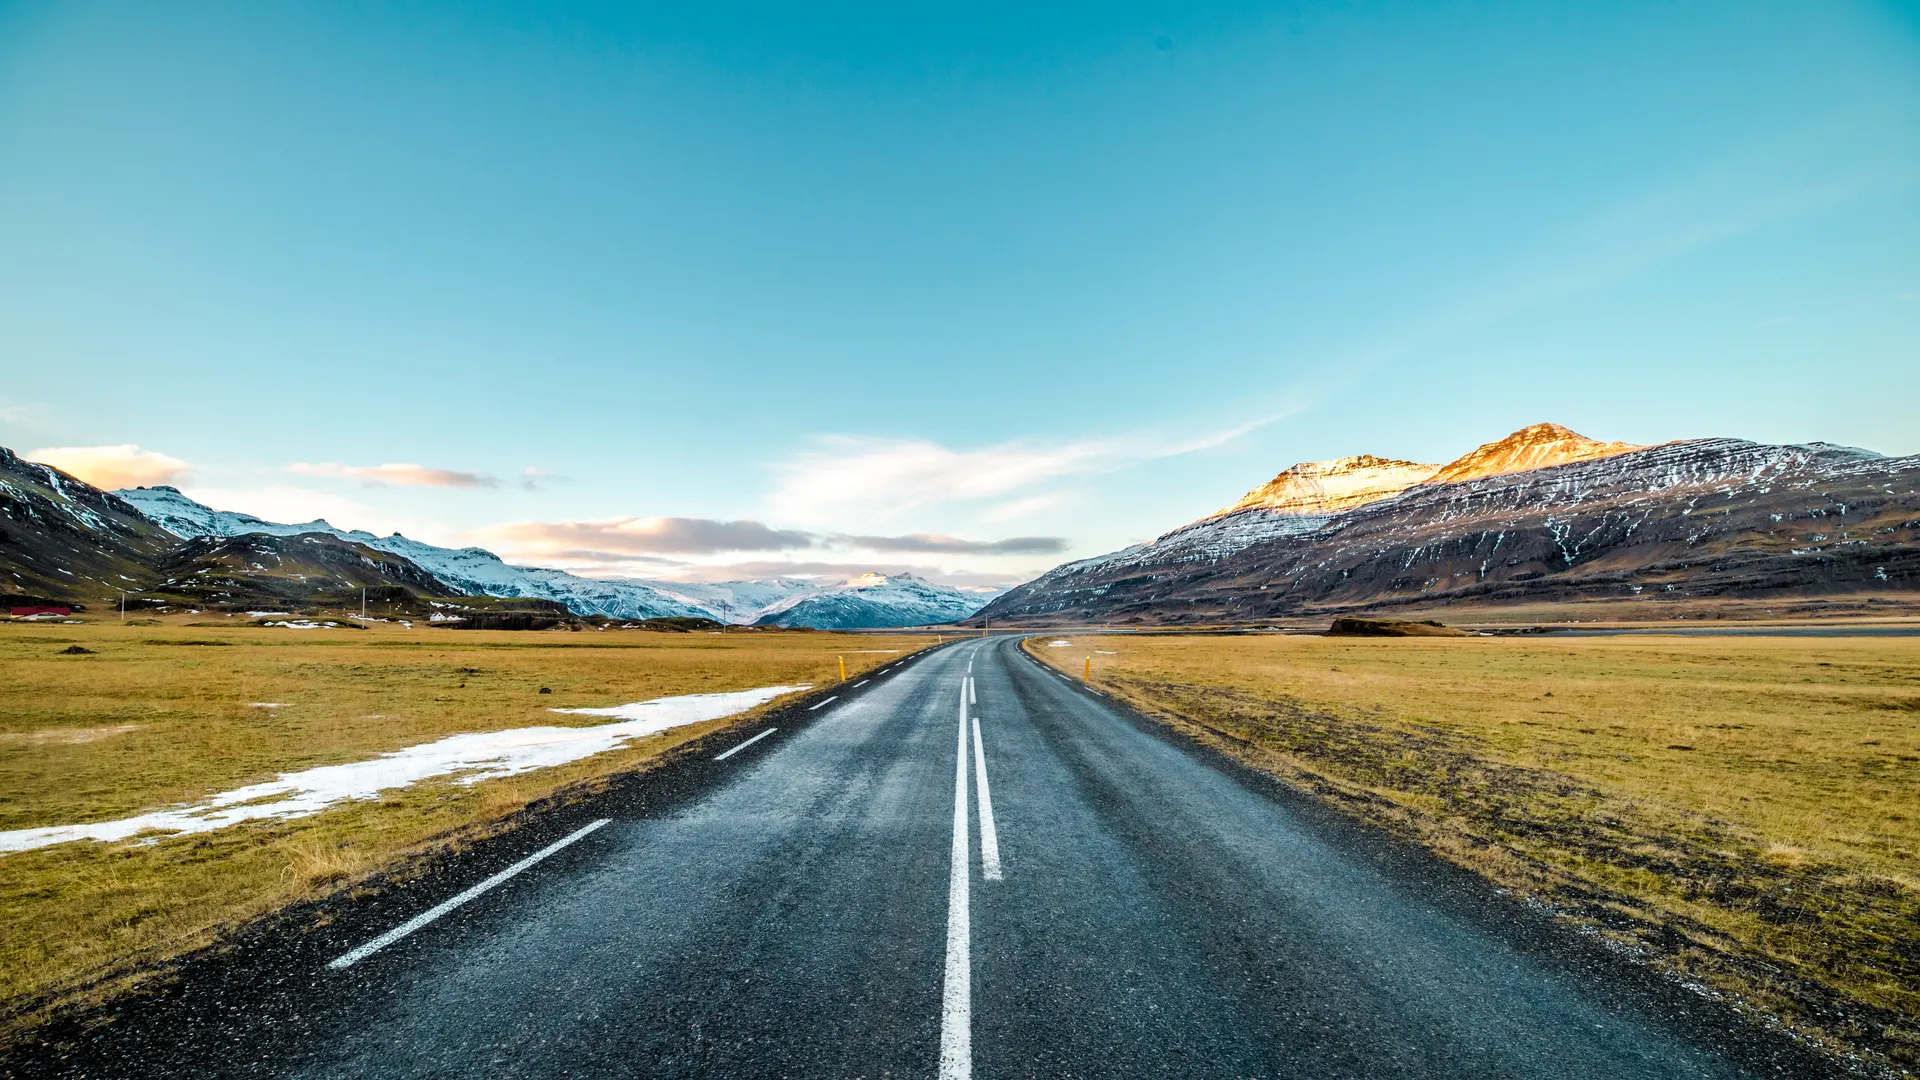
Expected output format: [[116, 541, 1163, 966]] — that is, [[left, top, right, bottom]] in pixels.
[[0, 619, 927, 1035], [1029, 629, 1920, 1073]]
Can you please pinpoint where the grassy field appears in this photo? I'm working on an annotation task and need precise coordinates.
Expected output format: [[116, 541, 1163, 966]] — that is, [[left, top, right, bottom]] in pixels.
[[1029, 630, 1920, 1069], [0, 619, 930, 1032]]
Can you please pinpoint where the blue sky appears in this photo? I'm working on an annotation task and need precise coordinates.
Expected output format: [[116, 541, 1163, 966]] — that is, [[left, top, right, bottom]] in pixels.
[[2, 0, 1916, 588]]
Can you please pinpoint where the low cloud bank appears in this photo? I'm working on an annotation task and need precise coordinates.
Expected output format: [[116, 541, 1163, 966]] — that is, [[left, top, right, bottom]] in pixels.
[[27, 444, 191, 490]]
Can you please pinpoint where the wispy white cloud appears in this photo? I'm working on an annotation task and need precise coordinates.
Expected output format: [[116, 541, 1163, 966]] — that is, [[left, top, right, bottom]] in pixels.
[[519, 466, 568, 492], [27, 444, 190, 490], [1305, 122, 1920, 400], [766, 413, 1284, 528], [981, 493, 1065, 521], [286, 462, 500, 488], [0, 399, 50, 427]]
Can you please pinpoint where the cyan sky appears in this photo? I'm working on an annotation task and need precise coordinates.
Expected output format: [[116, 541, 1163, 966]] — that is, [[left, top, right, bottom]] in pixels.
[[2, 1, 1916, 587]]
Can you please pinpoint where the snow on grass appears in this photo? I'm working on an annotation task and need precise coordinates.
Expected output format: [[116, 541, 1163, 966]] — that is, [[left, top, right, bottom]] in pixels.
[[0, 684, 807, 854], [1048, 639, 1074, 647]]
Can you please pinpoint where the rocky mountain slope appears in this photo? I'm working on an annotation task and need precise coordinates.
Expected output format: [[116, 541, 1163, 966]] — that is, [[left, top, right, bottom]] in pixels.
[[115, 486, 716, 621], [973, 424, 1920, 625], [2, 447, 481, 612], [753, 572, 990, 629], [150, 532, 460, 610], [1, 447, 185, 606], [113, 482, 991, 627]]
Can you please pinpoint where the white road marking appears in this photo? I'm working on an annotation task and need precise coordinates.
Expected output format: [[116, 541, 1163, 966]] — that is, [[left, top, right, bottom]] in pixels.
[[968, 676, 976, 705], [713, 728, 776, 760], [854, 680, 869, 687], [972, 717, 1001, 881], [807, 696, 838, 711], [939, 681, 972, 1079], [326, 818, 611, 971]]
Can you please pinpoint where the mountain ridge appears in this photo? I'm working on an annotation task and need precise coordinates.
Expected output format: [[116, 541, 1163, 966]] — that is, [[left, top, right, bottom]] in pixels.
[[973, 425, 1920, 625]]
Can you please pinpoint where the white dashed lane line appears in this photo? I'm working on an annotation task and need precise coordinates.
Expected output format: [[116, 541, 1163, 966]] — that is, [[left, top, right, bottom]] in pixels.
[[327, 819, 611, 971], [714, 728, 777, 761]]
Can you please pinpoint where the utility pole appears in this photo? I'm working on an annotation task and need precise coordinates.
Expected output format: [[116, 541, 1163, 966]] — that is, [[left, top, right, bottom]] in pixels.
[[361, 587, 367, 619]]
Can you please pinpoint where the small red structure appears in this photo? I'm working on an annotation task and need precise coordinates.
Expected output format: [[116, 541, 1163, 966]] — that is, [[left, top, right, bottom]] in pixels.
[[10, 606, 71, 618]]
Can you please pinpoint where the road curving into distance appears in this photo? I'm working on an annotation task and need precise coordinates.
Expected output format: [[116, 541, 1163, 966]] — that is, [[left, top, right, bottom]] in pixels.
[[24, 637, 1842, 1078]]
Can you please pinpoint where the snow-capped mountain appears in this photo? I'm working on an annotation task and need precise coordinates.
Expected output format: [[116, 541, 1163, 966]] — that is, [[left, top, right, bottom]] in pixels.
[[115, 486, 714, 620], [1140, 423, 1645, 565], [753, 573, 990, 629], [1428, 423, 1641, 484], [648, 579, 821, 624], [974, 424, 1920, 624], [112, 485, 992, 627]]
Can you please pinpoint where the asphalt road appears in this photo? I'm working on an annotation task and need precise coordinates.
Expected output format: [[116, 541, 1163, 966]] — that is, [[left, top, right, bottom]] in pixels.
[[26, 636, 1841, 1079]]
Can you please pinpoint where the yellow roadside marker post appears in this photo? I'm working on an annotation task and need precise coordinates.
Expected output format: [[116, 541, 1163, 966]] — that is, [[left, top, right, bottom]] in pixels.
[[1084, 656, 1092, 681], [839, 656, 847, 682]]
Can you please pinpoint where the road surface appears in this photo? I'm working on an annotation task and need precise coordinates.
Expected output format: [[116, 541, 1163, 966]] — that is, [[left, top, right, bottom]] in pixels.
[[28, 636, 1834, 1078]]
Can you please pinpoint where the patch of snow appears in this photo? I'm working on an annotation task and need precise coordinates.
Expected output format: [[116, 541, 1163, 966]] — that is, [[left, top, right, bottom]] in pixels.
[[0, 685, 807, 854], [1048, 639, 1074, 647]]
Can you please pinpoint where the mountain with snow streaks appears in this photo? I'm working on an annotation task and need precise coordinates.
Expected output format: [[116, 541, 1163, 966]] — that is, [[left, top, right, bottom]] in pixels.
[[0, 447, 176, 602], [973, 425, 1920, 625], [114, 486, 712, 620], [753, 573, 987, 629]]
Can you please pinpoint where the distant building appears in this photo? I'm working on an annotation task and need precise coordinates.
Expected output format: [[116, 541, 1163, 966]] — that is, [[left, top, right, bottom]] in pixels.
[[10, 606, 72, 618]]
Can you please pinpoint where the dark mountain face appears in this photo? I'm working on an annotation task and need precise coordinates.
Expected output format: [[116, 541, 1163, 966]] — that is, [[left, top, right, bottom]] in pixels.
[[0, 446, 460, 612], [150, 533, 461, 609], [975, 436, 1920, 625], [0, 446, 178, 605]]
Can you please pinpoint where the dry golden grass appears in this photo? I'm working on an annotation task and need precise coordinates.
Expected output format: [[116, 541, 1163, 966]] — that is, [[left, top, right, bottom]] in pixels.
[[0, 620, 928, 1029], [1031, 631, 1920, 1067]]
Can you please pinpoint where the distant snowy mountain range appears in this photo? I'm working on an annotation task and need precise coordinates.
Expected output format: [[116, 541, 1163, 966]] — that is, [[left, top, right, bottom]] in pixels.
[[113, 486, 991, 628]]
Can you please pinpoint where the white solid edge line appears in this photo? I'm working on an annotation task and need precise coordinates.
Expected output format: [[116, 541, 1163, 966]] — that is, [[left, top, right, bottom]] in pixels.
[[327, 818, 611, 971], [972, 717, 1001, 881], [713, 727, 777, 760], [807, 696, 839, 711], [939, 681, 972, 1079]]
